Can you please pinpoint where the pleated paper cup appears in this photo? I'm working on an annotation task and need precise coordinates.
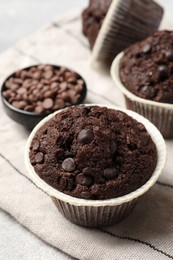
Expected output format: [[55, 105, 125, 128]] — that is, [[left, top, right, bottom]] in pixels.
[[91, 0, 163, 67], [111, 52, 173, 139], [25, 105, 166, 228]]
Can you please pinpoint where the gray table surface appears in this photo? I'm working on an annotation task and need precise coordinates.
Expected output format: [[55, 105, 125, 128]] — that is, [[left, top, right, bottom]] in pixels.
[[0, 0, 172, 259]]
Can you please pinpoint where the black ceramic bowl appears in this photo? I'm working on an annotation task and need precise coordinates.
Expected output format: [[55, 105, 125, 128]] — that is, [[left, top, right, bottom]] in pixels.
[[1, 64, 87, 131]]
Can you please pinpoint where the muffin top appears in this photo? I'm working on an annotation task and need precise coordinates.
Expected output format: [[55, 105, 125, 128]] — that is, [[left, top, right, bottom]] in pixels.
[[120, 30, 173, 104], [82, 0, 112, 49], [29, 105, 157, 200]]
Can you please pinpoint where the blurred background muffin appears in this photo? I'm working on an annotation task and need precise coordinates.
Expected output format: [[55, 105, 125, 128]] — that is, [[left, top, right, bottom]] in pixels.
[[82, 0, 164, 67], [111, 30, 173, 138]]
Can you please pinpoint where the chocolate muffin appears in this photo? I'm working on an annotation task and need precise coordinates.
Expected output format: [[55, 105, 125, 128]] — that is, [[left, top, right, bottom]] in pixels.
[[83, 0, 163, 67], [120, 30, 173, 104], [29, 105, 157, 200], [82, 0, 112, 49]]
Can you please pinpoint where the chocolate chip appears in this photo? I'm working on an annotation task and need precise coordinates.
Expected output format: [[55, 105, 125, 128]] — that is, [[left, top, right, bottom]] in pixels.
[[32, 89, 39, 96], [59, 67, 67, 75], [66, 178, 74, 190], [67, 77, 76, 83], [13, 78, 23, 84], [51, 82, 59, 89], [61, 92, 70, 101], [59, 174, 74, 190], [32, 140, 40, 151], [59, 76, 63, 82], [75, 84, 83, 93], [62, 158, 75, 172], [12, 101, 27, 109], [54, 99, 65, 109], [8, 84, 19, 91], [77, 79, 84, 85], [42, 85, 49, 92], [80, 191, 91, 199], [78, 129, 94, 144], [59, 177, 67, 189], [110, 141, 117, 154], [64, 71, 73, 79], [35, 105, 45, 113], [63, 172, 74, 178], [103, 168, 117, 179], [141, 86, 155, 98], [33, 71, 41, 80], [44, 70, 53, 79], [23, 79, 32, 88], [35, 152, 44, 163], [43, 90, 53, 98], [76, 174, 93, 186], [20, 70, 28, 79], [165, 50, 173, 61], [2, 91, 11, 99], [83, 167, 90, 175], [158, 65, 168, 79], [9, 97, 15, 103], [44, 65, 53, 71], [24, 105, 34, 111], [42, 98, 54, 109], [142, 44, 151, 54]]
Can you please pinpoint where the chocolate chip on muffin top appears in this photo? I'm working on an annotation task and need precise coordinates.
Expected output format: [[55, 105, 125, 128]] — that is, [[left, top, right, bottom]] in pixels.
[[29, 105, 157, 200], [120, 30, 173, 104]]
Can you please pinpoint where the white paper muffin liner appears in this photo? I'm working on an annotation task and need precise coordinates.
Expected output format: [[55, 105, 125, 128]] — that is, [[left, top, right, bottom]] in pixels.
[[91, 0, 163, 67], [25, 105, 166, 228], [111, 52, 173, 138]]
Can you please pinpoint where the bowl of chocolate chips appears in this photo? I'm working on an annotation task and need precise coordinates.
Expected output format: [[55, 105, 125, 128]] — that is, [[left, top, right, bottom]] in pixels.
[[1, 64, 87, 130]]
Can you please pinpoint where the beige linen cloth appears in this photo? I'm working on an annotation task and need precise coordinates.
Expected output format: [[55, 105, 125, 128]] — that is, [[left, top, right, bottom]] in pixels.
[[0, 10, 173, 260]]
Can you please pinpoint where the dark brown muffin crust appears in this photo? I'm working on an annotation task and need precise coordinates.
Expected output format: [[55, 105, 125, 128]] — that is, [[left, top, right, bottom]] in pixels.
[[82, 0, 112, 49], [29, 105, 157, 200], [120, 30, 173, 104]]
